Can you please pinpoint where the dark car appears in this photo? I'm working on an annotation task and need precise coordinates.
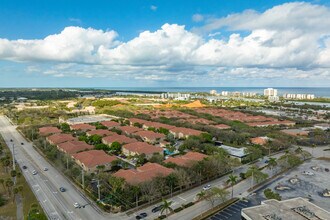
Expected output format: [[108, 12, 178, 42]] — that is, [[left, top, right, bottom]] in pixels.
[[22, 165, 27, 169], [59, 187, 66, 192], [21, 142, 24, 145], [325, 168, 329, 172], [10, 139, 13, 142], [152, 205, 163, 213], [135, 213, 147, 219]]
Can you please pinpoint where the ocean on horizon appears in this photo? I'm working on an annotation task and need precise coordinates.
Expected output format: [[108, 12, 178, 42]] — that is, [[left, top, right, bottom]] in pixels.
[[98, 87, 330, 98]]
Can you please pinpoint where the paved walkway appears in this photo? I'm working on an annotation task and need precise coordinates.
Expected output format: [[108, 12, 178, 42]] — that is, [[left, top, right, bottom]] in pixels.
[[15, 194, 23, 220]]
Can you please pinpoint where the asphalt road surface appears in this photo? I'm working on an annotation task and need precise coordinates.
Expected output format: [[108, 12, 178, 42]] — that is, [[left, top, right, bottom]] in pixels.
[[0, 115, 126, 220]]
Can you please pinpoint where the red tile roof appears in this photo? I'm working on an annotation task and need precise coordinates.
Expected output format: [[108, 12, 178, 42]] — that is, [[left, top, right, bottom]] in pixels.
[[250, 137, 268, 145], [143, 121, 175, 130], [72, 150, 117, 168], [86, 129, 116, 137], [164, 152, 207, 167], [119, 126, 144, 134], [129, 118, 149, 125], [47, 133, 76, 145], [101, 121, 120, 128], [211, 124, 231, 130], [57, 141, 94, 155], [39, 126, 61, 136], [134, 130, 165, 140], [123, 142, 164, 155], [113, 163, 173, 185], [70, 123, 96, 131], [102, 134, 137, 145], [170, 127, 203, 136]]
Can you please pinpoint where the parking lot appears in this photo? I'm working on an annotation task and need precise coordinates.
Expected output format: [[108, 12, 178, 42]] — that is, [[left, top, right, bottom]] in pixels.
[[209, 158, 330, 219], [208, 200, 252, 220], [252, 158, 330, 211]]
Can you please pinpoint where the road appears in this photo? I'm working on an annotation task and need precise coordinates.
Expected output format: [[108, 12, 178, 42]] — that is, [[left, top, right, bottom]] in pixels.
[[0, 114, 290, 220], [130, 153, 285, 220], [0, 115, 126, 220]]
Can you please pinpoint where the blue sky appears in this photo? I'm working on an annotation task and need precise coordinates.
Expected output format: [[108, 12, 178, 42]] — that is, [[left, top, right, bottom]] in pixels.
[[0, 0, 330, 87]]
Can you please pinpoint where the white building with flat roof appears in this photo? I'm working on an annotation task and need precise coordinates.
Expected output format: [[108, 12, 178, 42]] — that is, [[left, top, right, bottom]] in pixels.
[[264, 88, 278, 97], [241, 197, 330, 220]]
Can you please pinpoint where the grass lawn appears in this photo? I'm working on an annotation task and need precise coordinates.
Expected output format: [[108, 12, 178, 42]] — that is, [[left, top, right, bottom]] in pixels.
[[0, 134, 45, 219]]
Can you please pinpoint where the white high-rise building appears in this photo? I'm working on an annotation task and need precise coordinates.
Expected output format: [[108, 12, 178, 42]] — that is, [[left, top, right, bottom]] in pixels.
[[210, 90, 217, 95], [264, 88, 278, 97]]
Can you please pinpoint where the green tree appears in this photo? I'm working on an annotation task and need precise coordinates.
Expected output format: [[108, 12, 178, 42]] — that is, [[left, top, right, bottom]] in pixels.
[[246, 165, 268, 187], [160, 199, 173, 216], [226, 174, 238, 198], [196, 190, 207, 201], [110, 141, 122, 154], [267, 157, 277, 174], [108, 176, 124, 193], [5, 179, 14, 196], [264, 188, 281, 201]]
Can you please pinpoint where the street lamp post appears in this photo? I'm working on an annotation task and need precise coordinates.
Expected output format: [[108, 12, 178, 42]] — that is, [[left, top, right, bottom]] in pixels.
[[12, 144, 15, 171]]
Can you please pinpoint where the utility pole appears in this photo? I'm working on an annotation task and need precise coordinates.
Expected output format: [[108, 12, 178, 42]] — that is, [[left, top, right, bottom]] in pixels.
[[12, 144, 15, 171], [81, 169, 85, 189], [97, 179, 101, 201]]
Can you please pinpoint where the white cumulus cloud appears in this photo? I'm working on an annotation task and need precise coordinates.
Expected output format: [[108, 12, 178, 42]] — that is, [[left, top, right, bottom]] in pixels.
[[0, 2, 330, 85]]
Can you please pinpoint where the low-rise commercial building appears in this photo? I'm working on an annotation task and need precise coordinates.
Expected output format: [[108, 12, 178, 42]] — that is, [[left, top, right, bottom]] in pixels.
[[102, 134, 137, 145], [47, 133, 77, 145], [39, 126, 61, 136], [113, 163, 173, 185], [72, 150, 117, 173], [86, 129, 116, 137], [101, 120, 120, 129], [57, 141, 94, 155], [70, 123, 96, 132], [122, 142, 164, 159], [134, 130, 165, 144], [164, 152, 207, 167], [169, 127, 203, 139], [219, 145, 248, 161], [241, 197, 330, 220]]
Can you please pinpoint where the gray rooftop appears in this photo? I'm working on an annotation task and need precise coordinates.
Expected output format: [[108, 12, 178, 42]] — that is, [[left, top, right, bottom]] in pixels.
[[66, 114, 119, 125], [219, 145, 248, 158], [242, 197, 330, 220]]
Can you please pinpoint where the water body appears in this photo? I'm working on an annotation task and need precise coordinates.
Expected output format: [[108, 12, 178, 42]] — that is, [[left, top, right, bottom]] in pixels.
[[98, 87, 330, 98]]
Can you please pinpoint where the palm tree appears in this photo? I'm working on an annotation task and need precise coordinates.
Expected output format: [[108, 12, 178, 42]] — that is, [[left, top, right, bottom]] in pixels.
[[226, 174, 238, 198], [247, 166, 259, 188], [13, 187, 19, 202], [160, 199, 173, 216], [267, 157, 277, 174]]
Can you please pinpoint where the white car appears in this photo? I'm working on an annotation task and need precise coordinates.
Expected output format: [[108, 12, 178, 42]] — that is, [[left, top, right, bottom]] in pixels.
[[32, 170, 38, 175], [43, 167, 48, 171], [203, 184, 211, 191], [73, 202, 80, 208]]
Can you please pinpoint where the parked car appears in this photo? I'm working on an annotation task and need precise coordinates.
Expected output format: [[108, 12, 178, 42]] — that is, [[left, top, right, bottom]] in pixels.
[[151, 204, 163, 213], [21, 142, 24, 145], [44, 167, 48, 171], [32, 170, 37, 175], [22, 165, 27, 169], [10, 139, 13, 142], [203, 184, 211, 191], [135, 212, 148, 219], [325, 168, 329, 172], [73, 202, 80, 208], [59, 187, 66, 192]]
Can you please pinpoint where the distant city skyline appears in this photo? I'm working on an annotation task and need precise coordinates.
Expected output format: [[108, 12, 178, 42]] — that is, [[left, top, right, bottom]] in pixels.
[[1, 0, 330, 87]]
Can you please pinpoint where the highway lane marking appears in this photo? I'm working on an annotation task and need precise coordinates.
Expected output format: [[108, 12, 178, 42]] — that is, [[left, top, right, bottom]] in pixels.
[[177, 196, 186, 201]]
